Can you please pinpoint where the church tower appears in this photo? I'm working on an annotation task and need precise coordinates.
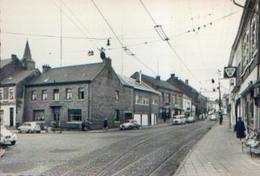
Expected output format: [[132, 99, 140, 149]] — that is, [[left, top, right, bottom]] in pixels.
[[22, 41, 35, 70]]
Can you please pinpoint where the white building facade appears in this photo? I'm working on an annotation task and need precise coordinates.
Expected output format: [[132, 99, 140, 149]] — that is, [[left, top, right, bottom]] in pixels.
[[228, 0, 260, 132]]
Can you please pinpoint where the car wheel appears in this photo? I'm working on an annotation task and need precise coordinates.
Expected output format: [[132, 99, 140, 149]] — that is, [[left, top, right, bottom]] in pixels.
[[11, 141, 16, 145]]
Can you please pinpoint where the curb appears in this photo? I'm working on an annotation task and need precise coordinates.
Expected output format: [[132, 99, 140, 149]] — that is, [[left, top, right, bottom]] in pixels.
[[173, 123, 217, 176]]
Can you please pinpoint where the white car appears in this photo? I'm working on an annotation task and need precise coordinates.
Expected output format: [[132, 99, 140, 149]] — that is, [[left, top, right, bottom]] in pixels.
[[120, 120, 141, 130], [172, 115, 186, 125], [209, 115, 217, 121], [186, 116, 195, 123], [0, 126, 17, 145], [18, 122, 41, 133]]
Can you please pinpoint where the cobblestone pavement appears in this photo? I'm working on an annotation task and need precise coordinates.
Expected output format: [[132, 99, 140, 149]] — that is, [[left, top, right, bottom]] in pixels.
[[174, 119, 260, 176], [0, 120, 215, 176]]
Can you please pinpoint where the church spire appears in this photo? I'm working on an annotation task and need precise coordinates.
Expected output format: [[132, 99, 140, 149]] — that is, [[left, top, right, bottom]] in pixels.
[[23, 40, 32, 61], [22, 41, 35, 70]]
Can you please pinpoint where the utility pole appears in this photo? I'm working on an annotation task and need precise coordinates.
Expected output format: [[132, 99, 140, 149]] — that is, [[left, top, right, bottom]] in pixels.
[[217, 69, 223, 125], [60, 0, 63, 67]]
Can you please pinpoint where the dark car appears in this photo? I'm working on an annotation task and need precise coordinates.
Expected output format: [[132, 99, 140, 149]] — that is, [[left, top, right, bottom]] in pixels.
[[81, 120, 93, 131]]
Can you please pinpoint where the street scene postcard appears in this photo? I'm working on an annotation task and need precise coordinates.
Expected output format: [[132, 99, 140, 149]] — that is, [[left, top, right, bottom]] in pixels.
[[0, 0, 260, 175]]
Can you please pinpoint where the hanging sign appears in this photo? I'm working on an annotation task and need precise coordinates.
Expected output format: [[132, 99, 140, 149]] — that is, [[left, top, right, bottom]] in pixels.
[[224, 66, 237, 78]]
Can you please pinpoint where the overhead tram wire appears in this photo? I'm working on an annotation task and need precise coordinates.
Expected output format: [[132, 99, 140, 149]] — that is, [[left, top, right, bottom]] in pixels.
[[51, 0, 106, 54], [55, 0, 103, 51], [2, 31, 108, 40], [90, 0, 157, 74], [139, 0, 202, 85]]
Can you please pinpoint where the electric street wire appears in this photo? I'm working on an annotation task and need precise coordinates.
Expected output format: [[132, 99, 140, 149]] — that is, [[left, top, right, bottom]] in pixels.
[[56, 0, 102, 50], [91, 0, 157, 74], [139, 0, 201, 85], [2, 31, 107, 40]]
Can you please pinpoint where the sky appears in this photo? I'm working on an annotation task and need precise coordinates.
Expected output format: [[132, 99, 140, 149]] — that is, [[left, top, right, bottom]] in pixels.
[[0, 0, 244, 100]]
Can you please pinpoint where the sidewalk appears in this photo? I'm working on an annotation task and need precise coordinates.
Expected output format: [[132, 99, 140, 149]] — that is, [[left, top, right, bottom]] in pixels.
[[174, 119, 260, 176]]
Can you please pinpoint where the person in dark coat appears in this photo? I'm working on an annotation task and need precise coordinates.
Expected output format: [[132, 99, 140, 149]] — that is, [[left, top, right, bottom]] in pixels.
[[103, 118, 108, 130], [234, 117, 246, 140]]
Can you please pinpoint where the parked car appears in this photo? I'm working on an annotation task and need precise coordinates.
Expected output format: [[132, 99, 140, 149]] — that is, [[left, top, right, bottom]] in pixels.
[[18, 122, 41, 133], [120, 120, 141, 130], [0, 126, 17, 145], [186, 116, 195, 123], [209, 114, 217, 121], [172, 115, 186, 125], [81, 120, 93, 131]]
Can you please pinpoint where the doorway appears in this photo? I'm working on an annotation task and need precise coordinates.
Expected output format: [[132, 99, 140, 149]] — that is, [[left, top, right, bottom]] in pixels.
[[10, 108, 14, 127]]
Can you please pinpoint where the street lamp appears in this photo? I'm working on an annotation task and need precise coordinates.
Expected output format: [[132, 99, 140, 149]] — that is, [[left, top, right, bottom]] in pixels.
[[212, 69, 223, 125]]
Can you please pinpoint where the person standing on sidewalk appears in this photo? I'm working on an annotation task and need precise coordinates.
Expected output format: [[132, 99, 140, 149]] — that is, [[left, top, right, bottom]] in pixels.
[[219, 113, 223, 125], [103, 118, 108, 131], [234, 117, 246, 140]]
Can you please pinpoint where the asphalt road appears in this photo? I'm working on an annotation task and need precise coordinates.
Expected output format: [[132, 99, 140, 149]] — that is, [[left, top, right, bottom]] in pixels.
[[0, 120, 216, 176]]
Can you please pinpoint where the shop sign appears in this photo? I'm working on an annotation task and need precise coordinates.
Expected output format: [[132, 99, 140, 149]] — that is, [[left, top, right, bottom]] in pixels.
[[224, 66, 237, 78]]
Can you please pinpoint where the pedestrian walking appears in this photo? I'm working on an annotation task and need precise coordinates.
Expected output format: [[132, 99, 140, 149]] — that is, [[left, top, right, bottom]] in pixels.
[[219, 113, 223, 125], [103, 118, 108, 130], [234, 117, 246, 140]]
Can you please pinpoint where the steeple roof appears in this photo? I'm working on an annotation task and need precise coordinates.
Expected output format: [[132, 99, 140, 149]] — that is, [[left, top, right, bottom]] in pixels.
[[23, 40, 32, 61]]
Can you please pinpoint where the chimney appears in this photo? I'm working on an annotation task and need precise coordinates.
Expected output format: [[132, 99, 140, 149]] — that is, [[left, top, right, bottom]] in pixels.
[[185, 79, 189, 85], [156, 75, 160, 80], [170, 73, 175, 79], [42, 64, 51, 73], [137, 70, 142, 83], [11, 54, 18, 60]]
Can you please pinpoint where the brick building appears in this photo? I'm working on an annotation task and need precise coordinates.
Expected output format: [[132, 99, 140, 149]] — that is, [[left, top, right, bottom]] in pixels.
[[131, 72, 183, 122], [0, 41, 40, 127], [167, 74, 207, 119], [118, 74, 160, 126], [24, 57, 130, 129]]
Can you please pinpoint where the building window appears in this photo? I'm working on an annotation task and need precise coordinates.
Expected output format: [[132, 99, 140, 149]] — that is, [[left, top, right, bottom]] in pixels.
[[251, 18, 257, 56], [31, 90, 37, 101], [41, 90, 47, 100], [9, 88, 14, 100], [0, 89, 3, 100], [66, 88, 72, 100], [53, 89, 59, 100], [135, 95, 142, 104], [33, 110, 45, 121], [172, 95, 176, 104], [135, 95, 149, 105], [143, 97, 149, 105], [115, 90, 119, 101], [152, 99, 158, 105], [68, 109, 82, 121], [78, 88, 85, 99]]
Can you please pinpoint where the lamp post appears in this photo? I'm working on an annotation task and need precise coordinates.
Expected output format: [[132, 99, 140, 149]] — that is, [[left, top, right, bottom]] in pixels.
[[212, 69, 223, 125]]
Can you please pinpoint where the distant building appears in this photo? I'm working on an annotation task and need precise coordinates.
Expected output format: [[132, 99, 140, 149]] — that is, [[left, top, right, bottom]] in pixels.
[[228, 0, 259, 131], [118, 74, 160, 126], [131, 72, 183, 122], [0, 41, 40, 127], [167, 74, 207, 119], [24, 57, 129, 129]]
